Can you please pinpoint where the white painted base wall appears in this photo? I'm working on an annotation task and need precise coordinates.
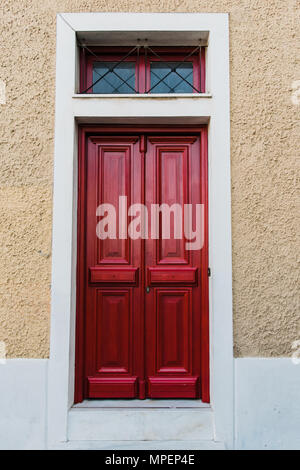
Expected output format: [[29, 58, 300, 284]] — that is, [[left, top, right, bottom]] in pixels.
[[0, 358, 299, 450], [235, 358, 300, 450], [0, 359, 48, 450]]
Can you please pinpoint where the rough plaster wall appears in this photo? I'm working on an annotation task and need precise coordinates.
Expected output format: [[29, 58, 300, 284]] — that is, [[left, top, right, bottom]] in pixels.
[[0, 0, 299, 358]]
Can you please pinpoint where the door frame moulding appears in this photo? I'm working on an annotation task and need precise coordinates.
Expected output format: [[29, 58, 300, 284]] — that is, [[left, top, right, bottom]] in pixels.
[[48, 12, 233, 449]]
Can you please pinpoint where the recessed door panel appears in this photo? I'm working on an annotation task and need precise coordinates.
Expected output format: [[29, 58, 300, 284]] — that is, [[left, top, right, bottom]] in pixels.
[[157, 148, 188, 264], [96, 289, 131, 374], [156, 289, 191, 374], [97, 145, 131, 264]]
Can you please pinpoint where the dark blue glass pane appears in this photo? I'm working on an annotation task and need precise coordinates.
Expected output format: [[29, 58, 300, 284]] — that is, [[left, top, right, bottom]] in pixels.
[[150, 62, 193, 93], [93, 62, 135, 94]]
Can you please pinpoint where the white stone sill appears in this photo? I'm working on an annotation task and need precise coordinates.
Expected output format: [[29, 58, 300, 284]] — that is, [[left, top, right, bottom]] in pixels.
[[68, 405, 214, 441], [73, 399, 210, 409], [73, 93, 213, 99], [53, 440, 225, 450]]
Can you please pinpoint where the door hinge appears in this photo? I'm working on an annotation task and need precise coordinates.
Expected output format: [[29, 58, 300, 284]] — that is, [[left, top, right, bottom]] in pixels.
[[207, 267, 211, 277]]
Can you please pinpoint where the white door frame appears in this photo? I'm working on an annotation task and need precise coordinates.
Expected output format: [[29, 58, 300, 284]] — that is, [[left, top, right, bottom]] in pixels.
[[48, 12, 233, 449]]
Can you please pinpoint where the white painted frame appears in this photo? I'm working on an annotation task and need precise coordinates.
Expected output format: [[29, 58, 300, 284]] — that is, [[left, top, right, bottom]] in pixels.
[[48, 12, 233, 449]]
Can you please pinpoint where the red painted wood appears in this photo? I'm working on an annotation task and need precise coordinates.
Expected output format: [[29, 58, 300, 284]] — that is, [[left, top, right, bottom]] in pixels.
[[75, 126, 209, 403], [148, 377, 200, 398], [90, 267, 138, 284], [145, 51, 203, 94], [85, 51, 138, 94], [74, 127, 87, 403], [145, 136, 203, 398], [80, 47, 206, 94], [200, 126, 210, 403], [148, 267, 198, 285], [79, 136, 143, 399], [88, 377, 138, 398]]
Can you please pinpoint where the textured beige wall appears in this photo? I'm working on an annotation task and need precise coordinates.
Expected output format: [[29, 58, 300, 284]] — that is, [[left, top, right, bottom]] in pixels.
[[0, 1, 299, 358]]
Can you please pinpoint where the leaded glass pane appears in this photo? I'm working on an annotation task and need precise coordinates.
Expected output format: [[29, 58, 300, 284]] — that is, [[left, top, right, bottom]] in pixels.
[[150, 62, 193, 93], [93, 62, 135, 94]]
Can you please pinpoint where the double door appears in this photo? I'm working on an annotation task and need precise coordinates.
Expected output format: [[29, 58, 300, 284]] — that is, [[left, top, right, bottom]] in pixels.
[[75, 130, 209, 401]]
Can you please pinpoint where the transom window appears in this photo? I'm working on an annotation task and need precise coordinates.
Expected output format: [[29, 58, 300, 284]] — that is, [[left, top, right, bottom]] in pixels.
[[80, 46, 205, 94]]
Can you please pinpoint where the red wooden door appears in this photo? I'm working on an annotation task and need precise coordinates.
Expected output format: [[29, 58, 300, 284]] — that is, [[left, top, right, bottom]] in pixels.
[[76, 129, 209, 402], [145, 137, 203, 398], [83, 136, 144, 399]]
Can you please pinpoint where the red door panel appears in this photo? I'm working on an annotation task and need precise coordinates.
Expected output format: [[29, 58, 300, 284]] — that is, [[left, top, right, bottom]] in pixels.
[[76, 128, 209, 402], [145, 136, 202, 398], [96, 289, 131, 374], [156, 289, 191, 374], [84, 136, 143, 398]]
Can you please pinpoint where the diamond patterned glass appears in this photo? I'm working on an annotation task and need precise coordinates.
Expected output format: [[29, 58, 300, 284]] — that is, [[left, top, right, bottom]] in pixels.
[[150, 62, 193, 93], [93, 62, 136, 94]]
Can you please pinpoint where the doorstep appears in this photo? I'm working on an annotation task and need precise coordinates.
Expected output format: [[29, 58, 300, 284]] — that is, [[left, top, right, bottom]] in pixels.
[[68, 400, 215, 444], [73, 399, 210, 409], [54, 440, 225, 450]]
